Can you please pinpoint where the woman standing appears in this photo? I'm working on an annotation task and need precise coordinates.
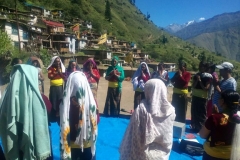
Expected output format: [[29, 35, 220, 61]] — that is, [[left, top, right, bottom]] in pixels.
[[191, 62, 212, 132], [83, 59, 101, 124], [32, 59, 45, 94], [132, 62, 150, 110], [60, 71, 97, 160], [0, 64, 51, 160], [206, 64, 219, 117], [151, 62, 169, 85], [11, 58, 22, 66], [65, 59, 81, 81], [103, 56, 125, 117], [47, 56, 65, 123], [120, 79, 175, 160], [199, 90, 240, 160], [171, 62, 191, 123], [83, 59, 100, 99]]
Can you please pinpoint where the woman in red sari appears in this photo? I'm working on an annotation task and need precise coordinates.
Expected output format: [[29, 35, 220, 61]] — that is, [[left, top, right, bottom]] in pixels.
[[83, 59, 100, 123], [83, 59, 100, 99]]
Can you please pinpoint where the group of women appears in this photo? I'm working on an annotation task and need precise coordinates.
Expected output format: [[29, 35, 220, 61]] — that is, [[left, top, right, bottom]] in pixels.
[[170, 61, 240, 160], [0, 56, 240, 160], [131, 61, 169, 110], [46, 56, 101, 159], [126, 60, 240, 160]]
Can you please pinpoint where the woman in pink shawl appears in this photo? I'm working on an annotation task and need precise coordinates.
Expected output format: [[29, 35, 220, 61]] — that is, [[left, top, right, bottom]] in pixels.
[[120, 79, 176, 160], [83, 59, 100, 99], [83, 59, 100, 123]]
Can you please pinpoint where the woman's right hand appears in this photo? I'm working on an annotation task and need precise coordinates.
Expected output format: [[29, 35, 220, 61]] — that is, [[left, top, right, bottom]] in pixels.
[[212, 104, 219, 113]]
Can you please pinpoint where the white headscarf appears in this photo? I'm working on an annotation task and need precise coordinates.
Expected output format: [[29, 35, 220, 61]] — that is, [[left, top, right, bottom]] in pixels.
[[120, 79, 175, 160], [60, 71, 97, 159], [132, 62, 150, 91], [47, 56, 66, 73], [144, 79, 175, 117], [230, 111, 240, 160]]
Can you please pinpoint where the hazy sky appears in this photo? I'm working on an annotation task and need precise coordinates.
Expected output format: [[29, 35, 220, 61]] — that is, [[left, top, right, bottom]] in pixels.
[[135, 0, 240, 27]]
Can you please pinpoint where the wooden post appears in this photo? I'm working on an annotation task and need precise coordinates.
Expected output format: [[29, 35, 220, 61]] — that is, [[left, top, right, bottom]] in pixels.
[[15, 0, 21, 53]]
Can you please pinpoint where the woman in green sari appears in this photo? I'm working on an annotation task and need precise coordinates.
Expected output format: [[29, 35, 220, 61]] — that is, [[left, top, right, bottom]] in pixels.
[[103, 56, 125, 117]]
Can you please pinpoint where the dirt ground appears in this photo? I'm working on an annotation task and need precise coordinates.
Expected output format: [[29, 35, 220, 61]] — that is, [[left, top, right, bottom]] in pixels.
[[0, 74, 191, 119]]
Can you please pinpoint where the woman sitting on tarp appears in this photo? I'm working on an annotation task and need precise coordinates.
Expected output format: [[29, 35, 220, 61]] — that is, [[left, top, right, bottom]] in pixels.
[[0, 64, 51, 160], [132, 62, 150, 110], [199, 90, 240, 160], [60, 71, 97, 160], [120, 79, 176, 160], [103, 56, 125, 117], [65, 59, 81, 81]]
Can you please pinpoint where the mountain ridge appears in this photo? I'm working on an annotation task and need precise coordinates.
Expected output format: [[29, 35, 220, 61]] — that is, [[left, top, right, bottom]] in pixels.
[[171, 11, 240, 61]]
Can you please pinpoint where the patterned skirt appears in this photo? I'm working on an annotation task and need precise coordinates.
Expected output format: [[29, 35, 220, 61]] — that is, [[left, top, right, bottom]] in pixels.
[[89, 82, 98, 99], [103, 87, 121, 117]]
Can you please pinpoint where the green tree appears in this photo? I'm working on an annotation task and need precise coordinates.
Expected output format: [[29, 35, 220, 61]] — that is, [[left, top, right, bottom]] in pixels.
[[146, 12, 150, 20], [92, 18, 103, 33], [162, 35, 168, 45], [206, 55, 214, 63], [71, 0, 82, 5], [0, 30, 13, 57], [198, 51, 206, 62], [105, 0, 112, 21], [129, 0, 135, 5], [178, 54, 184, 64]]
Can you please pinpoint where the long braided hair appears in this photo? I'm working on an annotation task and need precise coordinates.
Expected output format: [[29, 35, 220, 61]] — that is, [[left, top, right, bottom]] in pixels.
[[221, 90, 240, 124], [220, 90, 240, 159]]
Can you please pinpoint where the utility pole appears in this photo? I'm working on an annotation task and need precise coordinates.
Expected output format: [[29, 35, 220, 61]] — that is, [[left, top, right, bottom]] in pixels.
[[15, 0, 21, 53]]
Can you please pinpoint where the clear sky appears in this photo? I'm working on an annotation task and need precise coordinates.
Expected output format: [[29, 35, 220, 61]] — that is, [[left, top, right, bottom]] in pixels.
[[135, 0, 240, 27]]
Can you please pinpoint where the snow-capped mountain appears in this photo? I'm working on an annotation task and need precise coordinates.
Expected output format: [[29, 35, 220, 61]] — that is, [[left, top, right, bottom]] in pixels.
[[165, 20, 197, 33], [186, 20, 196, 26]]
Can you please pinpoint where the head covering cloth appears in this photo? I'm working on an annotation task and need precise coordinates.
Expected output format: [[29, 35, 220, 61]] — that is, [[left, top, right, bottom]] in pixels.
[[60, 71, 97, 159], [83, 59, 98, 72], [0, 64, 51, 160], [105, 56, 125, 92], [47, 56, 65, 73], [120, 79, 175, 159]]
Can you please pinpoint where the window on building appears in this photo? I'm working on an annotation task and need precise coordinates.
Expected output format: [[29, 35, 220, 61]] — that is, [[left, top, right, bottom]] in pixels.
[[12, 24, 18, 35], [14, 41, 19, 47], [23, 31, 28, 40]]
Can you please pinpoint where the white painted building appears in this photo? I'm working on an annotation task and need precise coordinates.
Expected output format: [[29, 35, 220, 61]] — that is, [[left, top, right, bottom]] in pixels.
[[79, 40, 87, 49], [4, 22, 28, 49], [87, 24, 92, 29], [107, 39, 112, 44], [79, 36, 88, 49], [71, 38, 76, 54], [107, 52, 112, 59], [43, 9, 51, 17]]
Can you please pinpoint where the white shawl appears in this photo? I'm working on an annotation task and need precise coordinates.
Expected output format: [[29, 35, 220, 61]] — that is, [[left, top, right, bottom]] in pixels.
[[132, 62, 150, 91], [120, 79, 175, 160], [47, 56, 66, 73], [60, 71, 97, 159]]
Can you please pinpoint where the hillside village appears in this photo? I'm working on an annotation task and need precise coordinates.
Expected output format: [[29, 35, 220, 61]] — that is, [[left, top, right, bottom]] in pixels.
[[0, 3, 154, 68]]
